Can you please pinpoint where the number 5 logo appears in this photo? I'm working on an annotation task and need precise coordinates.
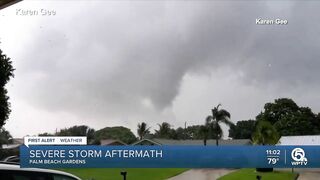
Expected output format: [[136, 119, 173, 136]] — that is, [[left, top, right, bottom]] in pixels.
[[291, 148, 307, 162]]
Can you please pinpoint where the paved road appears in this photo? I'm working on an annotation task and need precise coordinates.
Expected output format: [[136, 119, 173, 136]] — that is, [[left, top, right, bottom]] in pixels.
[[298, 172, 320, 180], [295, 168, 320, 180], [169, 168, 320, 180], [276, 168, 320, 180], [167, 169, 235, 180]]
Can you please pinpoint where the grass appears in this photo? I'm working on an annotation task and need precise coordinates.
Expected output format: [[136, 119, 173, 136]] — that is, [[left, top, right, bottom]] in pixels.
[[59, 168, 188, 180], [218, 168, 298, 180]]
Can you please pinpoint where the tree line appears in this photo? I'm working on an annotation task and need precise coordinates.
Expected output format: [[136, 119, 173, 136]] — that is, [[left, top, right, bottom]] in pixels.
[[1, 98, 320, 146], [1, 98, 319, 146], [138, 98, 320, 145]]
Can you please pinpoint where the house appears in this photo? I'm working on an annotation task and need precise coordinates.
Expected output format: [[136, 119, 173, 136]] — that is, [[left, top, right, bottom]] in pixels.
[[100, 139, 127, 146], [278, 135, 320, 145], [132, 138, 251, 146]]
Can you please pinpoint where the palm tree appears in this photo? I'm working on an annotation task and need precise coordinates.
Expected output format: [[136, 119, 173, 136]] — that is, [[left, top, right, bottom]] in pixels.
[[206, 104, 233, 146], [155, 122, 171, 138], [137, 122, 150, 140], [252, 120, 279, 172], [252, 121, 279, 145]]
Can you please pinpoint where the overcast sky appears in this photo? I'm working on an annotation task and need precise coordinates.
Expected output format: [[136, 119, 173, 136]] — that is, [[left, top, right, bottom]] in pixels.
[[0, 0, 320, 138]]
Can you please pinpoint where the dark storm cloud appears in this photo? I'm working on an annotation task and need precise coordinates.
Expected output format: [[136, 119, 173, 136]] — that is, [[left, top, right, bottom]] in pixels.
[[13, 1, 320, 120]]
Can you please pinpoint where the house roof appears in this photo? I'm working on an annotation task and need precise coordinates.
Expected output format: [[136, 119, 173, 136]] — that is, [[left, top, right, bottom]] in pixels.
[[100, 139, 127, 145], [132, 138, 251, 146], [278, 135, 320, 145], [131, 139, 162, 145]]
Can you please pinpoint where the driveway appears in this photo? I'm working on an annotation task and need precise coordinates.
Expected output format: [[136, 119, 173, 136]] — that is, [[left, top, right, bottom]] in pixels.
[[167, 169, 235, 180]]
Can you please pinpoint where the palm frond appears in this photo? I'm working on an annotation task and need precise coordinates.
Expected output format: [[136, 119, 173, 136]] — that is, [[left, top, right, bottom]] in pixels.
[[218, 109, 231, 118], [252, 121, 279, 145]]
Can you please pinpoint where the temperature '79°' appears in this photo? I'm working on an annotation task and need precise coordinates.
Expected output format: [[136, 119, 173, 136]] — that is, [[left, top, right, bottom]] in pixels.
[[268, 157, 280, 165]]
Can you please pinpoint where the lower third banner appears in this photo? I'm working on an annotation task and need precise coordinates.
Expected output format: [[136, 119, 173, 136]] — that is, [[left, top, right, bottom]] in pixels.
[[20, 145, 320, 168]]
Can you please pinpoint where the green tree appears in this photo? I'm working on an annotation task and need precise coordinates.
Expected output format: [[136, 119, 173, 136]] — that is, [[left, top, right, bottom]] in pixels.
[[256, 98, 299, 124], [185, 125, 202, 139], [206, 104, 233, 146], [94, 126, 137, 144], [252, 121, 279, 145], [316, 113, 320, 127], [0, 49, 14, 128], [257, 98, 320, 136], [154, 122, 172, 139], [175, 127, 187, 140], [229, 120, 256, 139], [0, 127, 13, 146], [137, 122, 150, 140]]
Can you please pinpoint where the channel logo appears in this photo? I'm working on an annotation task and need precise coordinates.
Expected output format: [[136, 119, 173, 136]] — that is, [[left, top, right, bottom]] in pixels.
[[291, 148, 308, 166]]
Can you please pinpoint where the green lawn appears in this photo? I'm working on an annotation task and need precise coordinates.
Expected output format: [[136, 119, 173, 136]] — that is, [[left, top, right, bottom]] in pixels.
[[59, 168, 188, 180], [218, 169, 298, 180]]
